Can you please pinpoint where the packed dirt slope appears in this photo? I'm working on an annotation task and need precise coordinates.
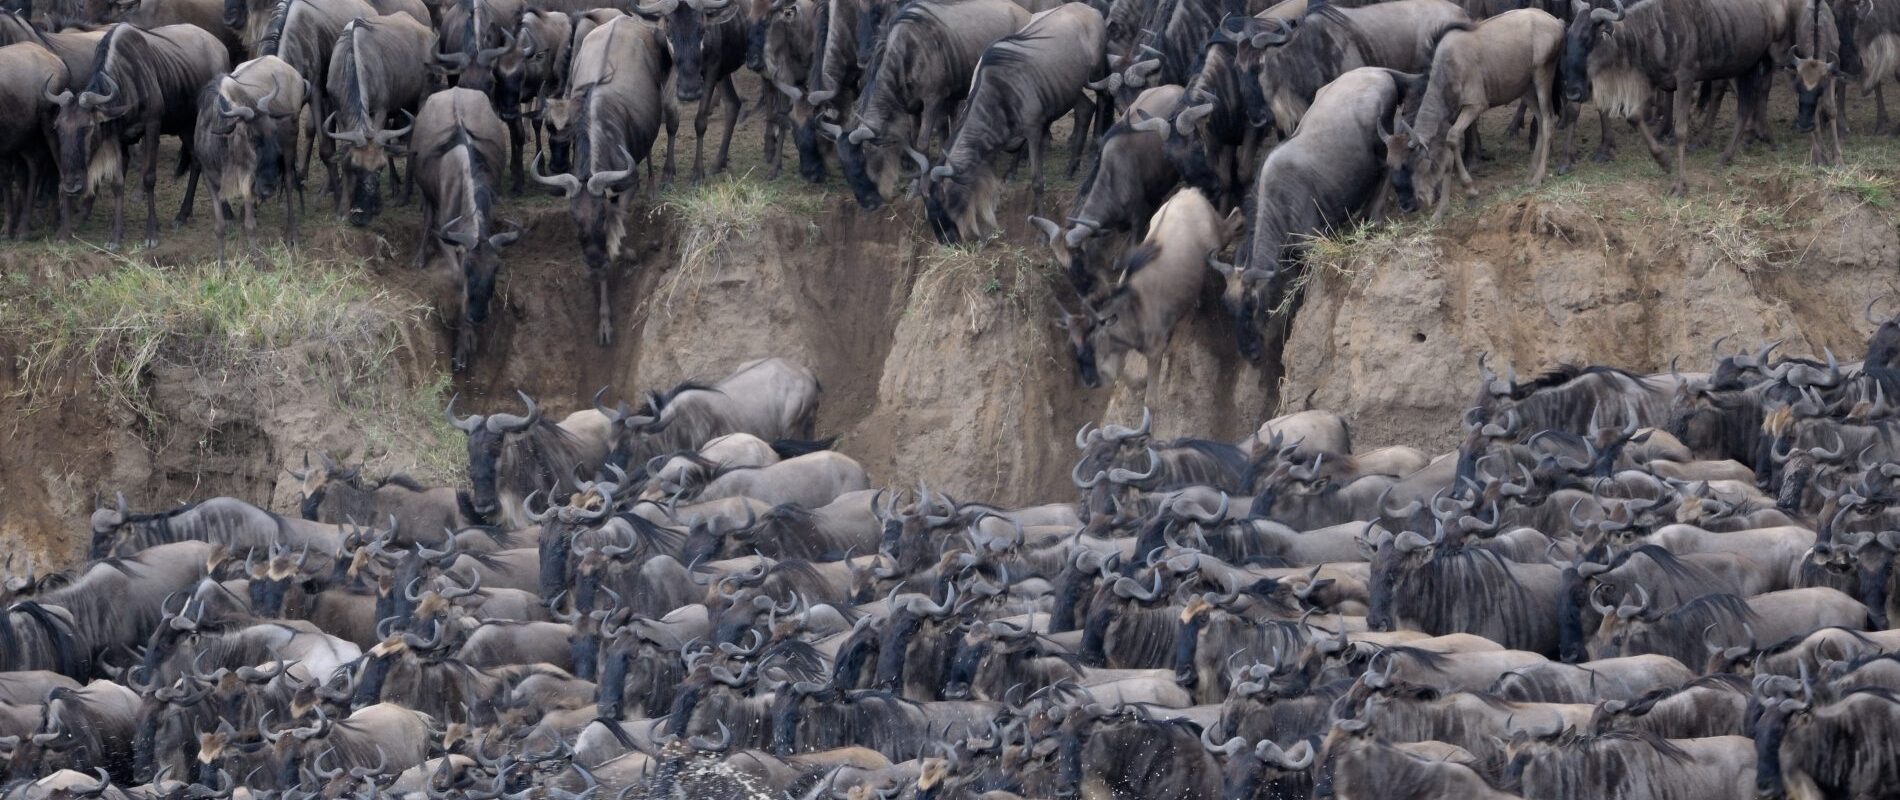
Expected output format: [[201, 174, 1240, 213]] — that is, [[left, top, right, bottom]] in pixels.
[[3, 129, 1897, 568]]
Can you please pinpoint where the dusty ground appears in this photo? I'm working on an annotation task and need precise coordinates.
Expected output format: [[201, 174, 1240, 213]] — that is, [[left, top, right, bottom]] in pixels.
[[0, 69, 1895, 565]]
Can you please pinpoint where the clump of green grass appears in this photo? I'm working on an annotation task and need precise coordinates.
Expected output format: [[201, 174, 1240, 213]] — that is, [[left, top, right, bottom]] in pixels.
[[4, 248, 423, 426], [360, 373, 467, 485], [1818, 164, 1896, 210], [647, 175, 824, 315]]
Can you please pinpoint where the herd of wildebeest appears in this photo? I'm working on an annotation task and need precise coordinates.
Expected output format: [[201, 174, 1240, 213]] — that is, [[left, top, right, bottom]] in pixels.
[[0, 0, 1892, 372], [13, 312, 1900, 799]]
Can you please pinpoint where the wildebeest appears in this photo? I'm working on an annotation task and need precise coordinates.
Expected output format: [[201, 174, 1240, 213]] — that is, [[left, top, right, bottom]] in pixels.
[[1385, 8, 1561, 218], [256, 0, 378, 196], [1232, 0, 1467, 137], [1030, 84, 1184, 294], [832, 0, 1030, 209], [413, 87, 522, 371], [501, 9, 574, 168], [324, 13, 431, 226], [1058, 188, 1240, 389], [1755, 685, 1900, 799], [1504, 729, 1757, 800], [192, 55, 303, 265], [639, 0, 745, 182], [1588, 586, 1869, 667], [755, 0, 823, 181], [447, 390, 616, 528], [47, 23, 227, 248], [528, 14, 673, 345], [0, 42, 67, 238], [1367, 531, 1567, 655], [1560, 0, 1788, 194], [1790, 0, 1842, 164], [289, 453, 468, 545], [1217, 66, 1410, 360], [605, 358, 822, 469], [918, 2, 1104, 243]]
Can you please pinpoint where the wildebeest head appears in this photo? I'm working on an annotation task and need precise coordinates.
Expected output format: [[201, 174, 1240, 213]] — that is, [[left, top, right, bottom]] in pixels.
[[1381, 116, 1431, 214], [1208, 248, 1265, 361], [1134, 91, 1220, 199], [437, 215, 522, 370], [1055, 303, 1103, 388], [1028, 215, 1104, 293], [1207, 735, 1314, 800], [206, 80, 295, 204], [1788, 0, 1838, 135], [325, 110, 414, 227], [640, 0, 736, 102], [529, 141, 638, 277], [445, 390, 541, 520], [920, 158, 1000, 246], [221, 0, 249, 30], [1561, 0, 1626, 104], [822, 118, 908, 209], [47, 73, 130, 198]]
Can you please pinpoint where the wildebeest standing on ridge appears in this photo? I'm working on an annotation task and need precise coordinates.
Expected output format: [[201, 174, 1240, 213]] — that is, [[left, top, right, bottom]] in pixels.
[[1385, 8, 1562, 219], [638, 0, 746, 182], [0, 41, 67, 238], [918, 2, 1105, 244], [412, 87, 522, 371], [830, 0, 1030, 210], [258, 0, 379, 199], [529, 14, 675, 345], [1561, 0, 1791, 194], [192, 55, 306, 264], [324, 12, 433, 226], [47, 23, 227, 249]]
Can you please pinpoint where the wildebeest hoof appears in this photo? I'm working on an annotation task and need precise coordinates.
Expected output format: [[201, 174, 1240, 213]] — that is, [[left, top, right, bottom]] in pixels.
[[1590, 150, 1612, 164]]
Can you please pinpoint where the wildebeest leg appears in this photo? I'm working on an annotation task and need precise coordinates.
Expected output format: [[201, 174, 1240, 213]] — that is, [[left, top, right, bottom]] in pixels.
[[714, 77, 741, 176], [1593, 108, 1616, 163], [1065, 95, 1092, 178], [1505, 96, 1529, 141], [1719, 72, 1760, 166], [241, 193, 257, 258], [1448, 106, 1483, 205], [763, 93, 784, 179], [662, 96, 679, 185], [1690, 80, 1723, 149], [175, 161, 201, 233], [1027, 127, 1045, 217], [212, 183, 228, 266], [1557, 100, 1577, 174], [415, 194, 436, 269], [1826, 94, 1843, 165], [1528, 65, 1555, 186], [594, 268, 613, 346], [915, 106, 940, 156], [691, 88, 714, 183], [139, 131, 162, 249], [1874, 84, 1892, 134], [1667, 78, 1691, 196]]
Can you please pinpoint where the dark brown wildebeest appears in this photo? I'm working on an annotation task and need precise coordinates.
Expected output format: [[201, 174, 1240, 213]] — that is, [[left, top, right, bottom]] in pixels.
[[1561, 0, 1790, 195], [603, 357, 822, 469], [414, 87, 523, 371], [1031, 84, 1183, 295], [528, 14, 673, 346], [802, 0, 857, 112], [47, 23, 227, 249], [97, 0, 241, 60], [832, 0, 1030, 209], [289, 452, 469, 545], [918, 2, 1104, 243], [499, 8, 573, 172], [1232, 0, 1467, 137], [639, 0, 746, 182], [1385, 8, 1562, 219], [537, 7, 625, 172], [756, 0, 824, 181], [0, 42, 66, 238], [1790, 0, 1842, 164], [1057, 188, 1240, 390], [1143, 29, 1258, 211], [1504, 729, 1756, 800], [256, 0, 377, 196], [0, 10, 102, 82], [1216, 66, 1409, 360], [1754, 684, 1900, 800], [192, 55, 303, 264], [324, 12, 430, 226]]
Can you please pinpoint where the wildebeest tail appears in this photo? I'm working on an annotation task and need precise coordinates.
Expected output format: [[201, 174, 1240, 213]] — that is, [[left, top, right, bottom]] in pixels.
[[769, 437, 837, 458]]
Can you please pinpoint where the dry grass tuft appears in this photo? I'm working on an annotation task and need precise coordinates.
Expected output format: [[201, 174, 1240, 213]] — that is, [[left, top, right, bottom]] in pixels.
[[3, 247, 427, 429], [910, 239, 1060, 334]]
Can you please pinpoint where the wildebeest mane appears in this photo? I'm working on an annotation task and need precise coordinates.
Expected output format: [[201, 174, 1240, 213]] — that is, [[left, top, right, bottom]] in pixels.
[[256, 0, 290, 55], [1118, 241, 1162, 278], [1647, 592, 1757, 627]]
